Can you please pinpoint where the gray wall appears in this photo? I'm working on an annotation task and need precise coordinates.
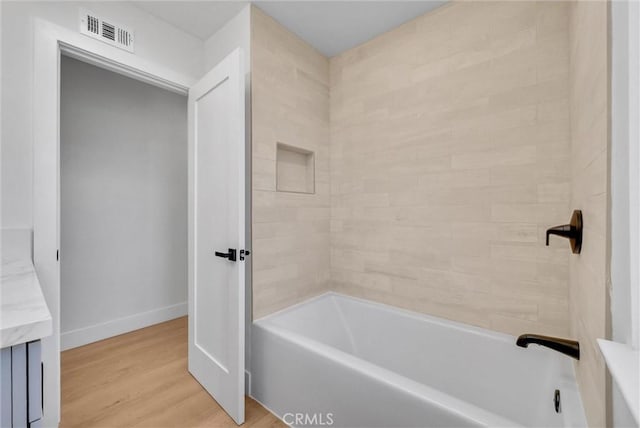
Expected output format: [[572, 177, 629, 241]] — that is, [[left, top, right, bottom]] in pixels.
[[60, 56, 187, 337]]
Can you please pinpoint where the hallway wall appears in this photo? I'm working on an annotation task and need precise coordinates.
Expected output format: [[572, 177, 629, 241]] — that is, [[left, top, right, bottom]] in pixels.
[[60, 57, 187, 349]]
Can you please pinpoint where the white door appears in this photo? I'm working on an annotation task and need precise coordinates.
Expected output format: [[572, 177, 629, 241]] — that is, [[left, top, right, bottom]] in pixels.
[[188, 48, 245, 425]]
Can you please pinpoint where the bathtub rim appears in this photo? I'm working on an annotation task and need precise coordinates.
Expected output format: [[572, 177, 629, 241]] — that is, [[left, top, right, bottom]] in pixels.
[[252, 291, 587, 428], [255, 291, 552, 347], [252, 318, 522, 427]]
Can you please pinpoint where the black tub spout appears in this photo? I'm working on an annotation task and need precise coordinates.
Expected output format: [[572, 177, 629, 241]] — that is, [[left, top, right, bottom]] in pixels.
[[516, 334, 580, 360]]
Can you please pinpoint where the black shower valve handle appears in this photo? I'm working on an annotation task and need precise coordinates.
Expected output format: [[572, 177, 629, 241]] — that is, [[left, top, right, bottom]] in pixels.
[[545, 210, 582, 254], [545, 224, 573, 245]]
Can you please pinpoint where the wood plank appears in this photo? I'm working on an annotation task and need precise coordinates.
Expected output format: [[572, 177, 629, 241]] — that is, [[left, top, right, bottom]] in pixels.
[[60, 318, 284, 428]]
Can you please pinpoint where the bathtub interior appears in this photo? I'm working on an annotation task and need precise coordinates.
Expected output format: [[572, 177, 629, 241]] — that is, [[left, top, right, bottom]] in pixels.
[[256, 292, 585, 427]]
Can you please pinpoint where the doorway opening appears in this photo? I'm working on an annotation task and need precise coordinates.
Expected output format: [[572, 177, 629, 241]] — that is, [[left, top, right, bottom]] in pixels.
[[34, 20, 249, 422], [58, 55, 263, 427], [59, 54, 192, 425], [60, 55, 188, 352]]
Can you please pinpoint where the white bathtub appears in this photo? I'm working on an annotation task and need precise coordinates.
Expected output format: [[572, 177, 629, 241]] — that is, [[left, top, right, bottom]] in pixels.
[[250, 292, 586, 428]]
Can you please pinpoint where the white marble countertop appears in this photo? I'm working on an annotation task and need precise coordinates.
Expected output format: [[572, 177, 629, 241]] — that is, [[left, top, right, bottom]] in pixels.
[[1, 258, 53, 348]]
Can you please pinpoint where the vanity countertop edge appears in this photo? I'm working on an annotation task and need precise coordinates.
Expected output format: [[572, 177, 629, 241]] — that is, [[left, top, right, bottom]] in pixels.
[[1, 258, 53, 348]]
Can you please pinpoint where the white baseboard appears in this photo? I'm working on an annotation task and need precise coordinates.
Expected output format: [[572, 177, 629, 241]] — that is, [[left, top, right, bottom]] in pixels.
[[61, 301, 187, 351]]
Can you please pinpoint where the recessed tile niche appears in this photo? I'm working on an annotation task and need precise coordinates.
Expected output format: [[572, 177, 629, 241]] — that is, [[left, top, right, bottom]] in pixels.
[[276, 143, 315, 194]]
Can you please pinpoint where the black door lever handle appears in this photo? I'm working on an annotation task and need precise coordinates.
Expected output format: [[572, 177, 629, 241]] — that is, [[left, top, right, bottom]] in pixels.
[[214, 248, 237, 262]]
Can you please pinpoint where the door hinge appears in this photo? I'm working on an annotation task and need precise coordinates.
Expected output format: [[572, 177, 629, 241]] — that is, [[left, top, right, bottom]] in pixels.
[[56, 250, 59, 261], [240, 249, 251, 261]]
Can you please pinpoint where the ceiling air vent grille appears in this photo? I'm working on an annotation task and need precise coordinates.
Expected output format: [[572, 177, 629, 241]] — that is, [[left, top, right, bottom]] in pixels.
[[87, 15, 99, 35], [101, 21, 115, 41], [80, 10, 134, 53]]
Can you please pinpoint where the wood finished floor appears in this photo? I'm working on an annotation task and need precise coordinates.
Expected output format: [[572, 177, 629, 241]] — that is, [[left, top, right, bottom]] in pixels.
[[61, 317, 284, 428]]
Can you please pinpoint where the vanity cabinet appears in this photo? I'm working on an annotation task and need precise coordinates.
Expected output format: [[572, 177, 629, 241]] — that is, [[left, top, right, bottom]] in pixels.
[[0, 340, 43, 427]]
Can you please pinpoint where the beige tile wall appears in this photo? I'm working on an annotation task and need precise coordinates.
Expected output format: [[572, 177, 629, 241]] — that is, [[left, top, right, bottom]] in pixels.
[[329, 1, 573, 336], [251, 3, 611, 424], [251, 7, 331, 318], [568, 1, 610, 426]]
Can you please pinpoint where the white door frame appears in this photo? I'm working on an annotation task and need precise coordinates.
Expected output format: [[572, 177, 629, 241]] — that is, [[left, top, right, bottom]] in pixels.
[[32, 19, 194, 426]]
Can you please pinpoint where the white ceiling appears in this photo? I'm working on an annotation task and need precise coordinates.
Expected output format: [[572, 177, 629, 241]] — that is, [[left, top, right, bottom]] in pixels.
[[255, 1, 447, 57], [131, 1, 249, 41], [131, 1, 447, 58]]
